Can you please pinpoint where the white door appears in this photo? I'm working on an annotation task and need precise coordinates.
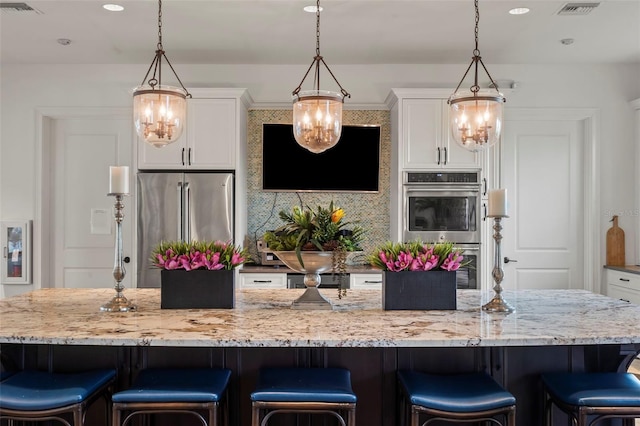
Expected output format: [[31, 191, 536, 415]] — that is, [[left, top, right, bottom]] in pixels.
[[51, 117, 133, 288], [500, 119, 584, 290]]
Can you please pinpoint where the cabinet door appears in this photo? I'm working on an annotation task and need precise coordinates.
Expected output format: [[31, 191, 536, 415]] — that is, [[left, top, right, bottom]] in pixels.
[[187, 99, 236, 169], [403, 99, 443, 169], [137, 135, 186, 170]]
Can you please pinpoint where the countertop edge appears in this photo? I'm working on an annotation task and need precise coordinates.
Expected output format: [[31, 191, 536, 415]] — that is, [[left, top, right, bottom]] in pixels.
[[604, 265, 640, 275]]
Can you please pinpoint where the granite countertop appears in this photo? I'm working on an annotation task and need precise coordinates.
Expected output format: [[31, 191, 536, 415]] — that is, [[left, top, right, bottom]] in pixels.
[[604, 265, 640, 275], [1, 289, 639, 348]]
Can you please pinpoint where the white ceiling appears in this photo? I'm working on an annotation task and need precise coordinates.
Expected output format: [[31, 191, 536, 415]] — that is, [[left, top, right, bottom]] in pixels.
[[1, 0, 639, 66]]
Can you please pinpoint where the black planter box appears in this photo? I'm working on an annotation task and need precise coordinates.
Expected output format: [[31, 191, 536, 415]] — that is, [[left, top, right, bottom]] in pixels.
[[382, 270, 456, 310], [160, 269, 235, 309]]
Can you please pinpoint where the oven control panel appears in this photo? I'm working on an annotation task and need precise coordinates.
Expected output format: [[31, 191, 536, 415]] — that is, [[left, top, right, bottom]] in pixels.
[[405, 171, 480, 184]]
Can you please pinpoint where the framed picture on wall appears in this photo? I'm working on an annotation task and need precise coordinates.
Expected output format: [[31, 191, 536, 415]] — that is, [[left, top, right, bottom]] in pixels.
[[1, 220, 31, 284]]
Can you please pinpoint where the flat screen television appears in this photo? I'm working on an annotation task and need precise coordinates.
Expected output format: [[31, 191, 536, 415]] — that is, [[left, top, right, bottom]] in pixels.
[[262, 123, 381, 192]]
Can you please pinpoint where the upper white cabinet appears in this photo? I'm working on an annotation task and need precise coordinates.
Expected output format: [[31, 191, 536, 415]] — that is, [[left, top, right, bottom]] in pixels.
[[389, 90, 481, 170], [138, 89, 250, 170]]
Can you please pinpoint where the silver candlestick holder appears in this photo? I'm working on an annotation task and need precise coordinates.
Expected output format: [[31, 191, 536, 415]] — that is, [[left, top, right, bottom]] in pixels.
[[482, 216, 515, 313], [100, 194, 137, 312]]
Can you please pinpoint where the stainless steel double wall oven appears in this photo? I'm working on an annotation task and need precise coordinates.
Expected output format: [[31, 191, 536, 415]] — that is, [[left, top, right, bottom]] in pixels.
[[403, 171, 482, 289]]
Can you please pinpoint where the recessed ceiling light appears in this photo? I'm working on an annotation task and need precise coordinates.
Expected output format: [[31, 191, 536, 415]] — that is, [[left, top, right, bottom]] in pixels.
[[509, 7, 530, 15], [303, 5, 323, 13], [103, 4, 124, 12]]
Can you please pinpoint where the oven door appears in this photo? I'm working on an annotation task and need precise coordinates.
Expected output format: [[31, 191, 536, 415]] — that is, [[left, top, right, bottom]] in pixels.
[[403, 187, 481, 243], [454, 243, 480, 289]]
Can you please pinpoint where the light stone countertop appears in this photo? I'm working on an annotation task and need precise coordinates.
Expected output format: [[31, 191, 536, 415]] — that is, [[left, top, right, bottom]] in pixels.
[[1, 288, 639, 348]]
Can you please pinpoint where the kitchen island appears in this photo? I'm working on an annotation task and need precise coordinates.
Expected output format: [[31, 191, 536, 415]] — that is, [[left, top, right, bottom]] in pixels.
[[1, 288, 639, 425]]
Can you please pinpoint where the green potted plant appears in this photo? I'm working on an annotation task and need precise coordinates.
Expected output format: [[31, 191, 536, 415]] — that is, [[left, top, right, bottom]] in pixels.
[[151, 240, 250, 309], [262, 202, 364, 300], [368, 240, 468, 310]]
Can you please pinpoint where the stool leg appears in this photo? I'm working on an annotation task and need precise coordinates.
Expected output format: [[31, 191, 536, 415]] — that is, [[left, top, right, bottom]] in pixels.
[[347, 407, 356, 426], [251, 404, 260, 426], [73, 406, 83, 426], [410, 406, 419, 426], [507, 407, 516, 426], [112, 405, 121, 426]]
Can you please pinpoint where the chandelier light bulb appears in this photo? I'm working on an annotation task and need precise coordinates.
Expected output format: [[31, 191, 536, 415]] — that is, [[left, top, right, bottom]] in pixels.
[[133, 85, 187, 148]]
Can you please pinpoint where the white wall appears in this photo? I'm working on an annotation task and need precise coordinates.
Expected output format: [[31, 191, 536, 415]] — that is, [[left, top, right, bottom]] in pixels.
[[1, 62, 639, 296]]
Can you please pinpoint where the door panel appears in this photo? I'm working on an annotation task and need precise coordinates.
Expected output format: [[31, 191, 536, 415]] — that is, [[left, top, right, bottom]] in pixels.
[[52, 118, 133, 288], [501, 119, 583, 290], [185, 173, 234, 243], [137, 172, 183, 288]]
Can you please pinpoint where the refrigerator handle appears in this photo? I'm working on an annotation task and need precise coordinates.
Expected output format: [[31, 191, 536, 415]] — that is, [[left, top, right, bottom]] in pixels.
[[185, 182, 191, 242], [177, 182, 183, 240]]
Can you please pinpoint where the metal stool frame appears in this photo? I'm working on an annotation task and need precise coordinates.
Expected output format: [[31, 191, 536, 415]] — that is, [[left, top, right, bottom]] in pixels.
[[0, 376, 115, 426], [543, 388, 640, 426], [251, 400, 356, 426], [397, 377, 516, 426], [112, 399, 228, 426]]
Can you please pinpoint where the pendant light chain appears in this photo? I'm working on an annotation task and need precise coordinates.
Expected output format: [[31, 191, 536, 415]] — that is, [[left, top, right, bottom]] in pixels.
[[157, 0, 163, 50], [292, 0, 350, 100], [447, 0, 506, 153], [137, 0, 190, 97], [315, 0, 321, 57]]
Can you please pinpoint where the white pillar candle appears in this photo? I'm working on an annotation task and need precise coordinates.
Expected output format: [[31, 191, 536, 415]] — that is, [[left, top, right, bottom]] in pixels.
[[488, 188, 508, 217], [109, 166, 130, 194]]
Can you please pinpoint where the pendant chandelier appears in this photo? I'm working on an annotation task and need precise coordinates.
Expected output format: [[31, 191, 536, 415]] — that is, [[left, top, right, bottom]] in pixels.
[[133, 0, 191, 148], [291, 0, 350, 154], [448, 0, 505, 152]]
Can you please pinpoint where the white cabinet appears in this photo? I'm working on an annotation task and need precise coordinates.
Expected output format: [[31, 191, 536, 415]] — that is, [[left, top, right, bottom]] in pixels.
[[349, 273, 383, 289], [138, 89, 247, 170], [605, 269, 640, 304], [239, 273, 287, 289], [398, 95, 480, 170]]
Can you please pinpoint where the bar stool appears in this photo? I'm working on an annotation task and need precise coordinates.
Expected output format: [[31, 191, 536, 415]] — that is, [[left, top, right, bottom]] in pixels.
[[0, 368, 116, 425], [250, 367, 357, 426], [111, 367, 231, 426], [397, 370, 516, 426], [541, 372, 640, 426]]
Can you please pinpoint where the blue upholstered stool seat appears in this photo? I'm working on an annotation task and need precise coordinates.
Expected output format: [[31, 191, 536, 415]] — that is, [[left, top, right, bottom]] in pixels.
[[541, 371, 640, 426], [0, 369, 116, 411], [541, 372, 640, 407], [0, 371, 14, 382], [112, 368, 231, 403], [250, 367, 357, 404], [397, 370, 516, 426], [111, 367, 232, 426], [250, 367, 357, 426], [397, 370, 516, 413]]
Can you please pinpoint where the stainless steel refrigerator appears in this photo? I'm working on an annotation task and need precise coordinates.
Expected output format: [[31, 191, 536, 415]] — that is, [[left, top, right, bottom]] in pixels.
[[137, 171, 234, 288]]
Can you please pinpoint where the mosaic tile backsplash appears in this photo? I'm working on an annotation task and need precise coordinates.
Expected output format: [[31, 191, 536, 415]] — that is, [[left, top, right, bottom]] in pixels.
[[246, 109, 391, 265]]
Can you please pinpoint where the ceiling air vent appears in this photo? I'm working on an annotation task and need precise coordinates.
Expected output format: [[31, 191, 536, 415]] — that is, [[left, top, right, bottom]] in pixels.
[[557, 2, 600, 15], [0, 2, 42, 14]]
